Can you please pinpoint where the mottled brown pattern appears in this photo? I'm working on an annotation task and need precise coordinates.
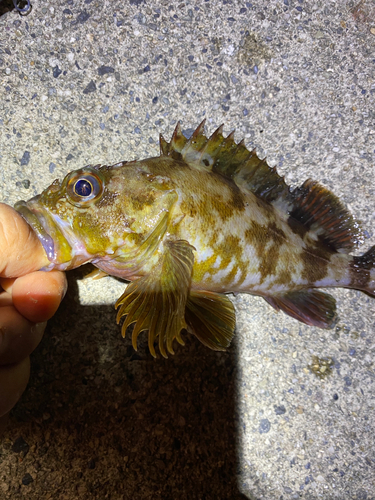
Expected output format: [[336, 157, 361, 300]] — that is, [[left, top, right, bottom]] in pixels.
[[223, 263, 241, 286], [259, 243, 280, 282], [194, 191, 235, 227], [222, 176, 246, 212], [130, 190, 157, 210], [245, 220, 285, 255], [301, 245, 331, 283], [259, 222, 286, 282], [245, 220, 287, 282], [274, 267, 292, 286], [267, 222, 286, 243], [198, 174, 245, 222], [96, 189, 119, 208], [218, 234, 247, 287], [245, 224, 262, 260], [218, 235, 242, 268]]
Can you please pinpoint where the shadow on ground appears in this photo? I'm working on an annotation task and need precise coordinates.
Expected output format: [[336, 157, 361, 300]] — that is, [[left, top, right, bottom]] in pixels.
[[5, 271, 248, 499]]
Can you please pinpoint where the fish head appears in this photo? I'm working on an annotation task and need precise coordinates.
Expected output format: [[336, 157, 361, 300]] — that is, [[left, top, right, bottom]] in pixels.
[[15, 161, 176, 272]]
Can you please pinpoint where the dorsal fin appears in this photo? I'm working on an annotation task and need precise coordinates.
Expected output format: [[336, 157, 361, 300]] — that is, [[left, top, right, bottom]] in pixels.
[[159, 121, 188, 160], [160, 120, 289, 203], [160, 121, 363, 253], [288, 180, 363, 252]]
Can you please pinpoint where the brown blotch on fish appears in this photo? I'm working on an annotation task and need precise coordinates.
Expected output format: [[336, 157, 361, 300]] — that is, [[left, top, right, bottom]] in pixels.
[[257, 223, 286, 282], [216, 235, 242, 271], [229, 185, 246, 212], [300, 244, 331, 283], [96, 190, 119, 208], [268, 222, 286, 244], [287, 215, 308, 239], [130, 190, 157, 211], [274, 267, 292, 286], [246, 220, 284, 258], [259, 244, 280, 283]]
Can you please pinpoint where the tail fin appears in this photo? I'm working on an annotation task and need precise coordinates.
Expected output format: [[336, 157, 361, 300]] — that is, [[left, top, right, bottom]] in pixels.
[[352, 245, 375, 297]]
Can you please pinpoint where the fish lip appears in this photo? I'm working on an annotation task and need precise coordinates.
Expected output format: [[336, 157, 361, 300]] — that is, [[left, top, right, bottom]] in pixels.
[[15, 197, 93, 271], [14, 196, 78, 270], [15, 198, 56, 263]]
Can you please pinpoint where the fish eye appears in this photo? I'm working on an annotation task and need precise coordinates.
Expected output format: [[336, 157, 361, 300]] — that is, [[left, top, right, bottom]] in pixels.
[[66, 168, 104, 206], [74, 178, 94, 198]]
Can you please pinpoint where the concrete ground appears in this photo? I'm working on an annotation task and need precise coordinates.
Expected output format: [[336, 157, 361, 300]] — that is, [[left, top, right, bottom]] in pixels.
[[0, 0, 374, 498]]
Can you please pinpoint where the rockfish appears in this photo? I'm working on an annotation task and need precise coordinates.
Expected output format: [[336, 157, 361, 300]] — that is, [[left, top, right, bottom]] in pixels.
[[15, 121, 375, 357]]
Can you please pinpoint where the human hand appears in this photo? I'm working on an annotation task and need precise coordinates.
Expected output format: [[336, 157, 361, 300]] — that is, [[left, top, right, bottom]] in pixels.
[[0, 203, 67, 429]]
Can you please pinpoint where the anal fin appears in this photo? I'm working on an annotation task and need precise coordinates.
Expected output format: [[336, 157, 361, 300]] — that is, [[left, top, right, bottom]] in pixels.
[[185, 291, 236, 350], [264, 290, 337, 329]]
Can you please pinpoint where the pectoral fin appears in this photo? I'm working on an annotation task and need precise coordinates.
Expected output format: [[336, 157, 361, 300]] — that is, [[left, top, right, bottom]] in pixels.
[[84, 268, 109, 280], [185, 290, 236, 350], [264, 290, 337, 329], [115, 240, 195, 358]]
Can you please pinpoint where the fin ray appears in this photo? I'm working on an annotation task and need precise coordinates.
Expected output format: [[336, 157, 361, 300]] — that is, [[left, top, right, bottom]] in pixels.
[[288, 180, 363, 252], [115, 240, 195, 358], [159, 121, 289, 203], [264, 290, 337, 329], [185, 290, 236, 350]]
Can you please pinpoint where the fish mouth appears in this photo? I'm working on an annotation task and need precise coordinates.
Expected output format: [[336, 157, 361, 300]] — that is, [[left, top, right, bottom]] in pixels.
[[14, 196, 75, 271]]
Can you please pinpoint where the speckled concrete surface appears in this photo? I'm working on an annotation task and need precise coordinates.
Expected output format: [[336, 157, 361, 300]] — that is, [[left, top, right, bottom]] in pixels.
[[0, 0, 374, 498]]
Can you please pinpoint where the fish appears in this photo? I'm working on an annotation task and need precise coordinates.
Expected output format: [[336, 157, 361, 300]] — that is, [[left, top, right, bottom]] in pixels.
[[14, 121, 375, 357]]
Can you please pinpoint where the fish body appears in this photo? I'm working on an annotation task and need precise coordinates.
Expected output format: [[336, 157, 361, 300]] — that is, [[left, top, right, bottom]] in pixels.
[[15, 121, 375, 357]]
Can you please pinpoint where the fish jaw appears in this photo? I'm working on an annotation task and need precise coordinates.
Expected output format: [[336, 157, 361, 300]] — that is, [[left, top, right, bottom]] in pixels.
[[14, 196, 93, 271]]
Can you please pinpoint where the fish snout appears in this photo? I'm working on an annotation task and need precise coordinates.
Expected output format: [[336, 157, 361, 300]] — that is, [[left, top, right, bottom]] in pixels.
[[14, 199, 56, 262]]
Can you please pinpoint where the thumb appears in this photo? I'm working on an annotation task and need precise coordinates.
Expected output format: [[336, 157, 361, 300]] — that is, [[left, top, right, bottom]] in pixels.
[[1, 271, 67, 323], [0, 203, 50, 278]]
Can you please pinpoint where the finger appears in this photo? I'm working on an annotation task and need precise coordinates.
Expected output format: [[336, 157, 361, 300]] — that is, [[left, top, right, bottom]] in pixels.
[[11, 270, 67, 323], [0, 357, 30, 418], [0, 306, 46, 364], [0, 278, 16, 296], [0, 288, 13, 308], [0, 203, 50, 278]]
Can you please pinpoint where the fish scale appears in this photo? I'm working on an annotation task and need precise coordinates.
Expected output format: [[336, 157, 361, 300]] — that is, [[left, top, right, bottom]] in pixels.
[[14, 121, 375, 357]]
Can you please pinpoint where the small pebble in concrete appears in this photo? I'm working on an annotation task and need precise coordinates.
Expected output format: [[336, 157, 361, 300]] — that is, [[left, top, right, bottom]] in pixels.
[[22, 473, 33, 486], [259, 419, 271, 434], [83, 80, 97, 94], [11, 436, 29, 454], [20, 151, 30, 166]]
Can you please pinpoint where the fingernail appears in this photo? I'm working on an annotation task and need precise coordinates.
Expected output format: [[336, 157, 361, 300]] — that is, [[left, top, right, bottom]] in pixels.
[[61, 279, 68, 299], [30, 321, 47, 336]]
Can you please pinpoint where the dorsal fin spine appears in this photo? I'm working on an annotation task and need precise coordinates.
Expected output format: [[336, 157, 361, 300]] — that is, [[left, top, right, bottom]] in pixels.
[[159, 134, 169, 155], [170, 121, 186, 153]]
